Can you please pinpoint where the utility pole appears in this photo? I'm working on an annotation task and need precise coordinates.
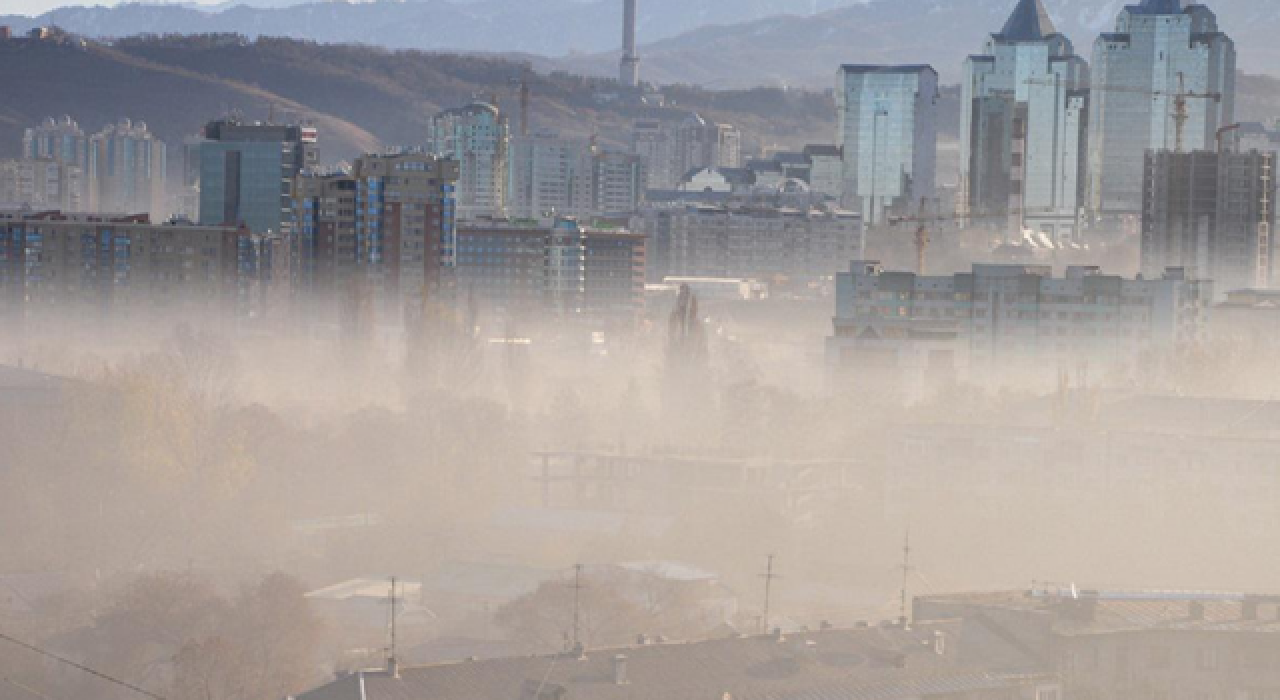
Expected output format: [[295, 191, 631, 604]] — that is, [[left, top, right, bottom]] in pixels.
[[760, 554, 781, 634], [569, 564, 585, 653], [387, 577, 400, 676], [899, 530, 913, 627]]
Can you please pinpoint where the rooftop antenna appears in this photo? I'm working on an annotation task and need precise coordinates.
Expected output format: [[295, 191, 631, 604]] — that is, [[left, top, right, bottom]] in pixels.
[[899, 530, 913, 627], [760, 554, 781, 634]]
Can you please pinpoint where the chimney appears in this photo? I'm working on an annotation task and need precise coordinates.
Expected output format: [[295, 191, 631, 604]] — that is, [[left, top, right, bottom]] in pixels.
[[387, 656, 400, 679], [619, 0, 640, 88], [636, 634, 649, 646], [1243, 598, 1259, 621], [933, 630, 946, 656], [1189, 601, 1205, 621], [613, 655, 629, 685]]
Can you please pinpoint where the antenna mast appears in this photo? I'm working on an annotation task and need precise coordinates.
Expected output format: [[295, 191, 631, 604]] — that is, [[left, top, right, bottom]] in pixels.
[[760, 554, 781, 634], [899, 531, 913, 626], [569, 564, 585, 652]]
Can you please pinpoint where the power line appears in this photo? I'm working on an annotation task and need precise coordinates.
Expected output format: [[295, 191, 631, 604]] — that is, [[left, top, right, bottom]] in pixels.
[[3, 676, 61, 700], [0, 631, 166, 700]]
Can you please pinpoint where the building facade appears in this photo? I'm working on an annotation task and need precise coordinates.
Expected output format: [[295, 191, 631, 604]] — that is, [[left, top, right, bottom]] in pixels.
[[632, 116, 742, 191], [509, 133, 646, 220], [1142, 149, 1276, 295], [86, 118, 166, 217], [633, 204, 863, 283], [455, 218, 645, 322], [293, 152, 459, 319], [837, 65, 939, 227], [827, 262, 1212, 384], [425, 102, 509, 219], [960, 0, 1090, 242], [22, 116, 87, 167], [1087, 0, 1236, 219], [198, 119, 318, 237], [0, 211, 265, 318], [0, 159, 83, 211]]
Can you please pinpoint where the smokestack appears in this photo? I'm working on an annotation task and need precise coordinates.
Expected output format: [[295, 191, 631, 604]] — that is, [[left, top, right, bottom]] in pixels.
[[620, 0, 640, 88]]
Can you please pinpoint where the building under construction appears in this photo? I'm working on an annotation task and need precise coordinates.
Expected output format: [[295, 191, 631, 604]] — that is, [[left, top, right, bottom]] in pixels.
[[1142, 148, 1276, 296]]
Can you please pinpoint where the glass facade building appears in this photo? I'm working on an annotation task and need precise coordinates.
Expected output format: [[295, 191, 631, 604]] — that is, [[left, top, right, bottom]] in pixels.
[[960, 0, 1090, 243], [836, 65, 938, 227], [425, 102, 509, 219], [1087, 0, 1236, 219], [197, 120, 318, 238]]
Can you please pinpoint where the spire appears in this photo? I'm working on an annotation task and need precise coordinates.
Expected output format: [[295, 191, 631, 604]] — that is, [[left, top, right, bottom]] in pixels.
[[998, 0, 1058, 40]]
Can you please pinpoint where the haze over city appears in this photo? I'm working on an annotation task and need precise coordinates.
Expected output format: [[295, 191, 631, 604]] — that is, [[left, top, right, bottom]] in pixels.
[[3, 1, 1280, 700]]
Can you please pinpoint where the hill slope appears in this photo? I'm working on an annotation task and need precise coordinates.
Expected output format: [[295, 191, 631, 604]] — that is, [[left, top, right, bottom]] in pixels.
[[0, 0, 865, 57], [0, 34, 839, 166]]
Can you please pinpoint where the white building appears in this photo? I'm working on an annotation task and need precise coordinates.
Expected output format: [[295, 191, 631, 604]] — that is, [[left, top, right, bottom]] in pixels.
[[960, 0, 1090, 243]]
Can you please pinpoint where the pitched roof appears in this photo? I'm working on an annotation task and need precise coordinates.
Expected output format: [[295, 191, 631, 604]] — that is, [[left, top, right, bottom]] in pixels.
[[997, 0, 1058, 40], [298, 622, 1050, 700]]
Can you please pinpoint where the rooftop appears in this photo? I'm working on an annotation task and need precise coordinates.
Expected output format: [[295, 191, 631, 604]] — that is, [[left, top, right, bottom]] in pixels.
[[996, 0, 1058, 41], [917, 589, 1280, 636], [298, 621, 1048, 700]]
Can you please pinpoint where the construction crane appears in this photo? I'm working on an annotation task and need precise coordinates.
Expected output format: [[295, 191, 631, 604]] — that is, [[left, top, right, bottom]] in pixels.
[[508, 67, 531, 137], [887, 198, 946, 275], [1025, 72, 1221, 153]]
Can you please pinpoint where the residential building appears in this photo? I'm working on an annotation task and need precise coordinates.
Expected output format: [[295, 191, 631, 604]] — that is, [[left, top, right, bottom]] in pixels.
[[632, 115, 742, 190], [917, 589, 1280, 700], [1141, 149, 1276, 295], [198, 118, 318, 237], [826, 262, 1212, 385], [742, 145, 844, 200], [454, 217, 645, 322], [959, 0, 1090, 242], [86, 118, 166, 217], [593, 150, 646, 215], [509, 133, 646, 220], [425, 102, 509, 219], [837, 65, 939, 226], [508, 132, 597, 220], [633, 203, 863, 283], [0, 159, 83, 211], [293, 152, 459, 318], [1087, 0, 1236, 219], [297, 619, 1058, 700], [0, 210, 267, 318], [22, 116, 87, 167]]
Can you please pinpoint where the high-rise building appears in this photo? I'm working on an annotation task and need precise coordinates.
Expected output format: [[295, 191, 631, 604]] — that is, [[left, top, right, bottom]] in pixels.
[[837, 65, 939, 227], [960, 0, 1090, 243], [1087, 0, 1236, 219], [87, 119, 166, 217], [508, 134, 646, 219], [1142, 149, 1276, 295], [508, 132, 597, 220], [0, 159, 83, 211], [425, 102, 509, 219], [592, 151, 647, 215], [198, 119, 318, 237], [22, 116, 87, 167], [294, 152, 459, 317], [632, 116, 742, 191]]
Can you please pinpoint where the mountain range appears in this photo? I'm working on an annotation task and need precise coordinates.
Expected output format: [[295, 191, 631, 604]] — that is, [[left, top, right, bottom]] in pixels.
[[6, 0, 1280, 88]]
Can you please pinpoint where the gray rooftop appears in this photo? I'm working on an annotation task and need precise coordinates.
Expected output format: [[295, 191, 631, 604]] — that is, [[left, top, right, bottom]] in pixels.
[[997, 0, 1058, 41]]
